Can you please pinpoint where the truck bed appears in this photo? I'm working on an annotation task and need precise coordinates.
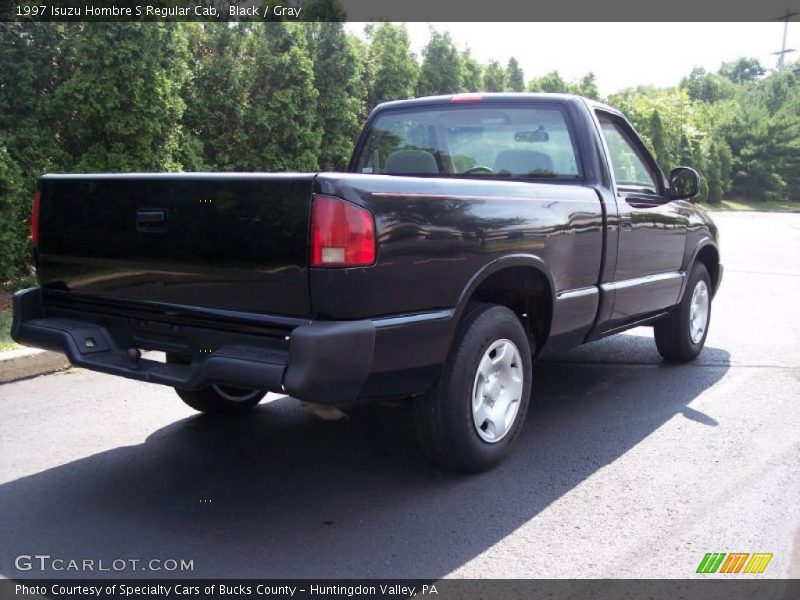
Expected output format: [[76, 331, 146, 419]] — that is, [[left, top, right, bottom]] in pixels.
[[36, 173, 316, 316]]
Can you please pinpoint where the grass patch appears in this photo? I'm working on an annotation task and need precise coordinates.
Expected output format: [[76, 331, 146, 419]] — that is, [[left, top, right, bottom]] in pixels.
[[700, 199, 800, 212], [0, 282, 23, 352], [0, 310, 18, 352]]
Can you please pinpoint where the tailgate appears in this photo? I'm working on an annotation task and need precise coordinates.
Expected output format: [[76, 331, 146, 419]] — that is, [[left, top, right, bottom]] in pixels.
[[36, 173, 315, 317]]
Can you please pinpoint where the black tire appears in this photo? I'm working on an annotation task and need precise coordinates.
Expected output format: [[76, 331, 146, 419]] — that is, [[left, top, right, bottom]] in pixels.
[[654, 262, 712, 361], [414, 303, 533, 473], [166, 353, 266, 415]]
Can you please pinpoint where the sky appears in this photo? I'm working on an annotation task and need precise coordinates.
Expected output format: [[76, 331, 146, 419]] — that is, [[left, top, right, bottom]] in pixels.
[[344, 22, 800, 95]]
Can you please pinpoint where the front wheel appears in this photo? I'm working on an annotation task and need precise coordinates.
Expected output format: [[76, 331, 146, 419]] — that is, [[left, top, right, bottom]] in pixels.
[[414, 303, 533, 473], [654, 262, 712, 361], [167, 353, 265, 415]]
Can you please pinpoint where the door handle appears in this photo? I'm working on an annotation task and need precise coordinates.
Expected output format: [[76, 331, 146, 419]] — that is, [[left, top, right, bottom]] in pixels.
[[136, 209, 167, 233]]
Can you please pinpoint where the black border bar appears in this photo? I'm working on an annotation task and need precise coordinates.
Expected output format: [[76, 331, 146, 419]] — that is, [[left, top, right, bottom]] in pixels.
[[2, 580, 800, 600], [2, 0, 800, 21]]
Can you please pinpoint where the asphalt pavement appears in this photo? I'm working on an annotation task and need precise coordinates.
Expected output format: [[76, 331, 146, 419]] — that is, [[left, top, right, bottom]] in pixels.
[[0, 211, 798, 579]]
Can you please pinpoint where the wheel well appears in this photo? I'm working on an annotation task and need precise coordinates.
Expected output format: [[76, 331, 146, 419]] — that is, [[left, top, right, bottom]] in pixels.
[[695, 245, 720, 295], [468, 266, 552, 354]]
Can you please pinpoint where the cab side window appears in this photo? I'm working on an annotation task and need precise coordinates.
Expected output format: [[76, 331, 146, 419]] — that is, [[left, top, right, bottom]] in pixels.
[[597, 113, 660, 196]]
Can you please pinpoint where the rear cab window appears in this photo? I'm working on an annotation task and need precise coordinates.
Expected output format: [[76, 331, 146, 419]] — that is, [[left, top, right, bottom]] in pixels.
[[354, 104, 583, 181]]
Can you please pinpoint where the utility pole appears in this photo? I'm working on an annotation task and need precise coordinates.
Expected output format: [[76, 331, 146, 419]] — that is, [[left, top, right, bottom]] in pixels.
[[773, 9, 799, 71]]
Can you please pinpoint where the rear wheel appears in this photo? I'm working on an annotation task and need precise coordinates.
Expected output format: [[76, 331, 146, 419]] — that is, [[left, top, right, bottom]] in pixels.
[[166, 353, 265, 415], [654, 262, 712, 361], [414, 303, 532, 473]]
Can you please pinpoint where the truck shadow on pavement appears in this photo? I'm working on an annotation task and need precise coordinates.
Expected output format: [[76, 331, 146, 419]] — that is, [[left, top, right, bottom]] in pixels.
[[0, 333, 730, 579]]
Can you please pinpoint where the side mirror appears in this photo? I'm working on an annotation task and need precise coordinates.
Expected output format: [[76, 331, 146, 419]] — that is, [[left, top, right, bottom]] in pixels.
[[668, 166, 700, 201]]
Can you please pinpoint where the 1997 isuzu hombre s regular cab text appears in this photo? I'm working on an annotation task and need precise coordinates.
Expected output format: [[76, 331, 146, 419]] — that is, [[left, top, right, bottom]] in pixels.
[[13, 94, 722, 472]]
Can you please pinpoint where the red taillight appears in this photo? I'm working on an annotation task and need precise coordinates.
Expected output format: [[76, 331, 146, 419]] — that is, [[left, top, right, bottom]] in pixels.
[[310, 194, 375, 267], [31, 190, 41, 246], [451, 93, 483, 103]]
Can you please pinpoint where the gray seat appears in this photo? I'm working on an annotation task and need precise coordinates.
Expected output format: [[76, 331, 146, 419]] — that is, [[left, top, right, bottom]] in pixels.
[[384, 150, 439, 175], [493, 150, 554, 175]]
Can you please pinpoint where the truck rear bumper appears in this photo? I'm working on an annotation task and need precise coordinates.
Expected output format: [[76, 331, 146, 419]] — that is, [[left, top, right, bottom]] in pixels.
[[11, 288, 453, 403]]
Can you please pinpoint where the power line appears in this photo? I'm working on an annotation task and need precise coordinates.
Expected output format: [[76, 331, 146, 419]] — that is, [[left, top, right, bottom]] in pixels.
[[773, 9, 800, 71]]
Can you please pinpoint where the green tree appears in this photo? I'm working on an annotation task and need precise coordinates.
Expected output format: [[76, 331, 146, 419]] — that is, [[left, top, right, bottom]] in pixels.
[[0, 23, 69, 177], [183, 23, 251, 170], [459, 49, 483, 92], [690, 137, 708, 201], [243, 23, 321, 171], [678, 133, 694, 167], [758, 65, 799, 113], [648, 109, 670, 172], [50, 23, 195, 172], [718, 57, 765, 84], [609, 86, 692, 172], [680, 67, 735, 103], [718, 66, 800, 201], [417, 29, 462, 96], [527, 70, 599, 98], [0, 142, 27, 280], [527, 71, 569, 93], [770, 74, 800, 200], [364, 23, 417, 108], [0, 24, 71, 279], [506, 57, 524, 92], [301, 0, 347, 21], [724, 104, 782, 200], [575, 73, 599, 99], [308, 24, 366, 170], [717, 141, 733, 193], [705, 141, 723, 204], [483, 61, 506, 92]]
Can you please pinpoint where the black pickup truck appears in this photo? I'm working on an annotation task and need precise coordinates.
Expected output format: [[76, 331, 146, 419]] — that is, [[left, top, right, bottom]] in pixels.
[[13, 93, 722, 472]]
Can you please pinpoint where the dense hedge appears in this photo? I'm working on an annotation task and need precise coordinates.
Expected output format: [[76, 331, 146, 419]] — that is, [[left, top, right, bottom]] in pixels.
[[1, 22, 798, 281]]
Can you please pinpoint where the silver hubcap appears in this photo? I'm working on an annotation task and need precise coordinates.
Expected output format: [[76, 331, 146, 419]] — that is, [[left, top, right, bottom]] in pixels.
[[211, 384, 261, 403], [472, 339, 524, 443], [689, 280, 710, 344]]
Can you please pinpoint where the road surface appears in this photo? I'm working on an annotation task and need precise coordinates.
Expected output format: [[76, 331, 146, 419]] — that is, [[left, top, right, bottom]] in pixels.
[[1, 211, 798, 580]]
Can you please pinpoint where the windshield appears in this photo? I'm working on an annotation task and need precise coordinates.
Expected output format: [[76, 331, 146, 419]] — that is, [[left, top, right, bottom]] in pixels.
[[354, 104, 581, 180]]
